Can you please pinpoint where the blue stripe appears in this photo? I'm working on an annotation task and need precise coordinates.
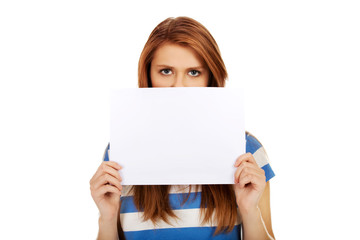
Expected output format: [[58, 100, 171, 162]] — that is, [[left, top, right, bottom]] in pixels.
[[246, 134, 262, 154], [262, 163, 275, 182], [103, 143, 110, 161], [121, 192, 202, 214], [124, 225, 241, 240]]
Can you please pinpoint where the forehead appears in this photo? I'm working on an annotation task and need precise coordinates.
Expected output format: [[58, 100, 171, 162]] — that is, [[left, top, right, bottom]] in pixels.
[[152, 43, 205, 68]]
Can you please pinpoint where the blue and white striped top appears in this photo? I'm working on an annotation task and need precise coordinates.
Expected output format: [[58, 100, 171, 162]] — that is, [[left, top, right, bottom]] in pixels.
[[103, 132, 275, 239]]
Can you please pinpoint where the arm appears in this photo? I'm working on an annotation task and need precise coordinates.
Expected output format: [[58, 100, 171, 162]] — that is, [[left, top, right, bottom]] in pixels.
[[234, 153, 275, 240], [90, 161, 123, 240], [258, 181, 275, 238], [240, 181, 275, 240], [97, 216, 119, 240], [97, 189, 126, 240]]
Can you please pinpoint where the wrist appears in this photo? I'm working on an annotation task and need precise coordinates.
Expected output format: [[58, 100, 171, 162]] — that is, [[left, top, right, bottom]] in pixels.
[[239, 206, 263, 231], [99, 215, 118, 226], [97, 216, 119, 240], [238, 205, 260, 221], [98, 205, 120, 223], [237, 202, 259, 217]]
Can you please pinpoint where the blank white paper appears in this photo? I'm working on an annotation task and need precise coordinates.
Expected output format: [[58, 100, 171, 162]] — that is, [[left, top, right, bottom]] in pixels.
[[110, 87, 245, 185]]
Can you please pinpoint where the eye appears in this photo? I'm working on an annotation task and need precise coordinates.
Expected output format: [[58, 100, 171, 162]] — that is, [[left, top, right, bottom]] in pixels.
[[160, 69, 172, 75], [188, 70, 200, 77]]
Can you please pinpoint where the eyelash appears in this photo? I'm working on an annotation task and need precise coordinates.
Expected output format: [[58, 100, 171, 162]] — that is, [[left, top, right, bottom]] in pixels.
[[160, 69, 172, 75], [189, 70, 200, 77], [160, 69, 201, 77]]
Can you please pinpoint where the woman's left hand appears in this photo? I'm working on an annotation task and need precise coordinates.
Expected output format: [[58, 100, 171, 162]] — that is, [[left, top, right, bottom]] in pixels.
[[233, 153, 266, 214]]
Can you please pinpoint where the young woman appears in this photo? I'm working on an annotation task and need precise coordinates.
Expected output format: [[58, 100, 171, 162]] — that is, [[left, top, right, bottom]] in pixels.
[[90, 17, 276, 240]]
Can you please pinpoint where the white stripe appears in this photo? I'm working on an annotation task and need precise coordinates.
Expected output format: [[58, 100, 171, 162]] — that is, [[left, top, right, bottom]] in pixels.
[[120, 208, 241, 232], [121, 185, 131, 196], [252, 146, 269, 168], [170, 185, 199, 194]]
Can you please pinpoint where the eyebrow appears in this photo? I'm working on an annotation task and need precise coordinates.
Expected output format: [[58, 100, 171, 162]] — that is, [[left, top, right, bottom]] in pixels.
[[154, 64, 205, 70]]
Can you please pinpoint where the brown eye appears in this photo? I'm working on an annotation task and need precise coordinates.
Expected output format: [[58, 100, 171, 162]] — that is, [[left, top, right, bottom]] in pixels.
[[160, 69, 172, 75], [189, 70, 200, 77]]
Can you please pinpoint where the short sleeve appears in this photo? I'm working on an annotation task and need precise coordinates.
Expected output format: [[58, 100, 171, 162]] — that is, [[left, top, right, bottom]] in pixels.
[[102, 143, 110, 161], [245, 132, 275, 182]]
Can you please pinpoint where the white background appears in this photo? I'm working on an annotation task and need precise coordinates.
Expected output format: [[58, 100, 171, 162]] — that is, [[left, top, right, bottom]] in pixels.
[[0, 0, 359, 239]]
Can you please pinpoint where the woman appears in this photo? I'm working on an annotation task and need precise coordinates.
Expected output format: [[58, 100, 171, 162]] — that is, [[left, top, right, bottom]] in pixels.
[[90, 16, 276, 240]]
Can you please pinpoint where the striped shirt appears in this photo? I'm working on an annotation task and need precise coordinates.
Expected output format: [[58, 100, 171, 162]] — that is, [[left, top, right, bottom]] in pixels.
[[103, 132, 275, 239]]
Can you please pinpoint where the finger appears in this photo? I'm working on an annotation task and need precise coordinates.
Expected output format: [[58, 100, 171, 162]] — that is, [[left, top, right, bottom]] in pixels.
[[247, 153, 258, 165], [234, 161, 263, 183], [92, 164, 122, 185], [93, 184, 122, 198], [93, 174, 123, 192], [234, 161, 251, 183], [234, 153, 256, 167], [104, 164, 122, 181], [106, 161, 123, 170], [238, 168, 266, 188], [94, 174, 122, 191], [90, 161, 122, 185], [238, 173, 255, 188], [234, 155, 263, 183]]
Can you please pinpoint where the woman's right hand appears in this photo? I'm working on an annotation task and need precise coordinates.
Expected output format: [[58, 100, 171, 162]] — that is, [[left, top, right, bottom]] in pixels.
[[90, 161, 123, 220]]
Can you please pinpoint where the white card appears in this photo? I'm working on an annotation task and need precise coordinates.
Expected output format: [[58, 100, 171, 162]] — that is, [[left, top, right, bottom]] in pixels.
[[110, 87, 245, 185]]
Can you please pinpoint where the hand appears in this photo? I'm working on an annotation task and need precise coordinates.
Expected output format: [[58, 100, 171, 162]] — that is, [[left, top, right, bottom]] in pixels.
[[90, 161, 123, 220], [233, 153, 266, 214]]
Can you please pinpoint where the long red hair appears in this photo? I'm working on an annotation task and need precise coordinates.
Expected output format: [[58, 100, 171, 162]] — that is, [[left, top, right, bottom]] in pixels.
[[138, 16, 228, 88], [119, 17, 237, 237]]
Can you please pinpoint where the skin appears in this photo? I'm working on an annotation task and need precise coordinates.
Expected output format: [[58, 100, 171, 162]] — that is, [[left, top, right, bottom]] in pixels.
[[150, 43, 209, 87], [90, 43, 275, 240], [90, 161, 122, 240]]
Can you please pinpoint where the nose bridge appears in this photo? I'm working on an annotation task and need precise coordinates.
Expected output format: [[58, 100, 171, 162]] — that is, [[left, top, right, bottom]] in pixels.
[[173, 71, 186, 87]]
